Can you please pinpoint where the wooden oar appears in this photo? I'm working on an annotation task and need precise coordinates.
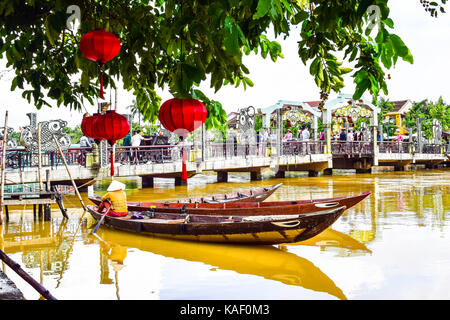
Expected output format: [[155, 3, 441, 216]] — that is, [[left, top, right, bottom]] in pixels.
[[92, 204, 111, 234], [77, 179, 97, 189]]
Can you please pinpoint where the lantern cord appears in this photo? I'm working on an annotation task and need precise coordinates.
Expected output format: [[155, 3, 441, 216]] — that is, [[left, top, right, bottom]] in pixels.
[[100, 71, 104, 99]]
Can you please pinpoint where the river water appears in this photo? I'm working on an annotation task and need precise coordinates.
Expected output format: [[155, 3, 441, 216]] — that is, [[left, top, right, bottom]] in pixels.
[[0, 168, 449, 300]]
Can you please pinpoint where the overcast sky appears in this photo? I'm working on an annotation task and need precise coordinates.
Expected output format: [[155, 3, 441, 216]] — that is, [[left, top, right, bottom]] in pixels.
[[0, 1, 449, 130]]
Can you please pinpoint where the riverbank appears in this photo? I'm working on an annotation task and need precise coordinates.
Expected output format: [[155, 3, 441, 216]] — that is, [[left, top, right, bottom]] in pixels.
[[0, 270, 25, 300]]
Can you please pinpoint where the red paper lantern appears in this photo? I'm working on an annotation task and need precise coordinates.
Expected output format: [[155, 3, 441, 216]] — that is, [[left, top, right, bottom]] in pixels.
[[95, 110, 130, 145], [159, 98, 207, 136], [80, 28, 121, 99], [81, 113, 103, 143], [96, 110, 130, 177], [81, 111, 130, 176], [158, 98, 207, 184]]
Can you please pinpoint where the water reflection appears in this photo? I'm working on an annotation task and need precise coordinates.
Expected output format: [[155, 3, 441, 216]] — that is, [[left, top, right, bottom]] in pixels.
[[0, 210, 86, 298], [291, 228, 372, 254], [90, 229, 349, 300]]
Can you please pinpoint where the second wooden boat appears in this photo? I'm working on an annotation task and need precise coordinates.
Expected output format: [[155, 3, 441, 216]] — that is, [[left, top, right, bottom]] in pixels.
[[88, 191, 370, 217], [87, 205, 347, 245], [175, 183, 283, 203]]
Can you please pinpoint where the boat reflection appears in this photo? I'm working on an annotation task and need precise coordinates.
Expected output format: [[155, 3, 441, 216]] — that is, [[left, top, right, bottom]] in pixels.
[[291, 228, 372, 253], [90, 229, 348, 300]]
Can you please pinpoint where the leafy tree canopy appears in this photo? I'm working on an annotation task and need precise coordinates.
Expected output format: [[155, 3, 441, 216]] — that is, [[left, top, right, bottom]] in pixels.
[[404, 97, 449, 139], [0, 0, 445, 129]]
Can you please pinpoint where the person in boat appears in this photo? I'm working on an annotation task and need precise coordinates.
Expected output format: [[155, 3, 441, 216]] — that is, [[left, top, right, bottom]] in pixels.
[[96, 180, 128, 217]]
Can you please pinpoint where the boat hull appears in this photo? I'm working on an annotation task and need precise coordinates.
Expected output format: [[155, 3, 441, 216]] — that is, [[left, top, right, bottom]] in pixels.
[[89, 192, 370, 217], [87, 205, 347, 245]]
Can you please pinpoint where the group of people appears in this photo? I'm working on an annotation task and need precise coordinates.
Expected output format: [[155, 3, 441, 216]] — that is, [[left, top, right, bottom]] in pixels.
[[80, 128, 172, 165], [282, 127, 310, 142], [334, 128, 369, 142], [256, 128, 272, 144]]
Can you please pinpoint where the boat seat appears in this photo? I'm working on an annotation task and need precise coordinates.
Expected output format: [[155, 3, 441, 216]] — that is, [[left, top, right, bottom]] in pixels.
[[166, 219, 187, 224]]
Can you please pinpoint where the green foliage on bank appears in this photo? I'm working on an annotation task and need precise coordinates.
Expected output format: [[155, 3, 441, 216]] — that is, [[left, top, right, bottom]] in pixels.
[[404, 97, 450, 139]]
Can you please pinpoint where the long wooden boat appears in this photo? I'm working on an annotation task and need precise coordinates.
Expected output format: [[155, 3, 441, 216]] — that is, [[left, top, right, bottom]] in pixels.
[[87, 205, 347, 245], [88, 191, 370, 217], [176, 183, 282, 203]]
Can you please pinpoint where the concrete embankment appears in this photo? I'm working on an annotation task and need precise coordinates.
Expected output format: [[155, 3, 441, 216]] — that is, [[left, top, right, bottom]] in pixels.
[[0, 271, 25, 300]]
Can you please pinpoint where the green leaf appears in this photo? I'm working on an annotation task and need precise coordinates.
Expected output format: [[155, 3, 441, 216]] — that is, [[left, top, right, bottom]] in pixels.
[[390, 34, 409, 57], [382, 18, 394, 29], [309, 57, 320, 75], [253, 0, 271, 19]]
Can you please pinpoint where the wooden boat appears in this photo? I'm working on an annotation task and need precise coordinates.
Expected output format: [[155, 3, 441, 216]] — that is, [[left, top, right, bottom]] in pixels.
[[88, 191, 370, 217], [87, 205, 347, 245], [175, 183, 282, 203]]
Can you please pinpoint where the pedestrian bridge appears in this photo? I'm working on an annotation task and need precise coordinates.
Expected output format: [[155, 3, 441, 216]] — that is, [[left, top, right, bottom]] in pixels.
[[1, 140, 448, 189]]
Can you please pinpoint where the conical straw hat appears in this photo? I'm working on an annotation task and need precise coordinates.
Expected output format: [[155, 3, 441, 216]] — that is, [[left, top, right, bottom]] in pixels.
[[107, 180, 126, 191]]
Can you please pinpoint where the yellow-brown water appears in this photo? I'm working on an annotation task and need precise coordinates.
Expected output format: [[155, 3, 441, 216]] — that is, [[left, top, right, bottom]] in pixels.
[[0, 169, 449, 300]]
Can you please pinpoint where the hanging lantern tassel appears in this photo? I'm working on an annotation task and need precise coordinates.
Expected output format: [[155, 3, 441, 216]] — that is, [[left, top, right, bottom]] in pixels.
[[181, 146, 188, 183], [99, 70, 104, 100], [110, 146, 115, 177]]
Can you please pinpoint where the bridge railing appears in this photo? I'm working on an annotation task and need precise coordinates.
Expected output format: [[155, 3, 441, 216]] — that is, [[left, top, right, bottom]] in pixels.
[[282, 141, 325, 156], [1, 140, 447, 170], [378, 141, 411, 154], [113, 145, 189, 164], [206, 141, 327, 159], [421, 143, 443, 154], [0, 147, 89, 170], [207, 142, 268, 159], [331, 141, 374, 156]]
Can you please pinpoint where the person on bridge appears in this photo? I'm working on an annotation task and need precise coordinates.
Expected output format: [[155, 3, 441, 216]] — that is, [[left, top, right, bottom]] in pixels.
[[122, 132, 132, 162], [96, 180, 128, 217], [339, 129, 347, 153], [283, 129, 293, 141], [131, 130, 149, 163], [80, 135, 92, 151], [297, 128, 303, 141], [339, 129, 347, 141], [302, 127, 310, 141]]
